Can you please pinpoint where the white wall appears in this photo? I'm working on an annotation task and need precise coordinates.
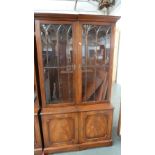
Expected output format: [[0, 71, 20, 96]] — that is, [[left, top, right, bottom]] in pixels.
[[34, 0, 121, 15], [34, 0, 103, 14]]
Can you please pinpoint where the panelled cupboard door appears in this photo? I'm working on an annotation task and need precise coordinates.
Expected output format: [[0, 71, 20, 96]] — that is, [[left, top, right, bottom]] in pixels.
[[42, 113, 78, 147], [79, 110, 113, 144], [79, 23, 115, 104], [35, 20, 77, 107]]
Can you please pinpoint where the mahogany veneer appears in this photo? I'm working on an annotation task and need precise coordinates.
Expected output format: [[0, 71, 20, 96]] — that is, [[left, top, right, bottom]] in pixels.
[[34, 13, 120, 154]]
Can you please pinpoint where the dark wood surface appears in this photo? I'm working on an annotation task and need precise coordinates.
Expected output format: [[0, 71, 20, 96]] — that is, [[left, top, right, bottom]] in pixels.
[[34, 13, 120, 23], [35, 20, 47, 107], [34, 114, 42, 149], [34, 13, 120, 154], [79, 110, 113, 143], [117, 105, 121, 136], [34, 64, 39, 108], [34, 60, 42, 154], [42, 113, 78, 147]]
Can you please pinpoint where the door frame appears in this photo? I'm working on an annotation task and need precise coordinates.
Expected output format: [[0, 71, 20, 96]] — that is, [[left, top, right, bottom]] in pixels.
[[35, 20, 79, 107]]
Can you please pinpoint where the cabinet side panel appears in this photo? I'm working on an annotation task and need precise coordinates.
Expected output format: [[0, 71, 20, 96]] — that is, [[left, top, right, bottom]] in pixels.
[[34, 115, 42, 149]]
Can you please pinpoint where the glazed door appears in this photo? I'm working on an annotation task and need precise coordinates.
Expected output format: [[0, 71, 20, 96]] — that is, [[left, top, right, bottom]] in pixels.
[[35, 21, 77, 107], [80, 23, 114, 104]]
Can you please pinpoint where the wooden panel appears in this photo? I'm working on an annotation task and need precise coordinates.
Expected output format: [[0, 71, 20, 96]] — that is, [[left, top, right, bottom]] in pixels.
[[44, 144, 79, 154], [117, 105, 121, 136], [41, 103, 113, 115], [73, 21, 82, 104], [35, 20, 47, 107], [34, 115, 42, 149], [79, 109, 113, 143], [107, 23, 116, 101], [34, 63, 39, 108], [34, 149, 42, 155], [112, 27, 120, 83], [42, 113, 78, 147], [34, 13, 120, 23], [78, 139, 112, 150], [85, 114, 107, 138]]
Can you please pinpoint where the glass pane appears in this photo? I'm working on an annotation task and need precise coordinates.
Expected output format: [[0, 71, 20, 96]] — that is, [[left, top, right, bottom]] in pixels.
[[82, 24, 111, 102], [40, 24, 74, 104]]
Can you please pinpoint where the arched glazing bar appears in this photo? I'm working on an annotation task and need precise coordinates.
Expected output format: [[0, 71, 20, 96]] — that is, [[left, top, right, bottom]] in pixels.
[[41, 25, 49, 65], [40, 24, 73, 104], [66, 26, 72, 101], [82, 24, 111, 103]]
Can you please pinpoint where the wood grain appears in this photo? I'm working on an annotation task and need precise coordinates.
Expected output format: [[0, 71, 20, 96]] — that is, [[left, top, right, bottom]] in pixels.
[[34, 60, 42, 153], [34, 13, 120, 154], [42, 113, 78, 147], [79, 110, 113, 143], [34, 13, 120, 23], [34, 115, 42, 149]]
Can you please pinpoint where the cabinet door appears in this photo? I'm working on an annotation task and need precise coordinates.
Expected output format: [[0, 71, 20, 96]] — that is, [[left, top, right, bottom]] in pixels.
[[80, 24, 113, 103], [79, 110, 113, 143], [35, 21, 76, 107], [42, 113, 78, 147]]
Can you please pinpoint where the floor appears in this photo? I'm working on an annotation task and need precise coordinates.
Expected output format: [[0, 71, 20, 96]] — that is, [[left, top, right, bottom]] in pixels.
[[50, 83, 121, 155]]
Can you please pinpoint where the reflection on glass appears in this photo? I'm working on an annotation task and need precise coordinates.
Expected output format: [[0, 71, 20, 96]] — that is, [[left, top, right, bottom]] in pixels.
[[40, 24, 74, 104], [82, 24, 111, 102]]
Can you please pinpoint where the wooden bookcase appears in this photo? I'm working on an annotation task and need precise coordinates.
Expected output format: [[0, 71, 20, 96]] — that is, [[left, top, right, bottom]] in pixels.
[[34, 13, 120, 154]]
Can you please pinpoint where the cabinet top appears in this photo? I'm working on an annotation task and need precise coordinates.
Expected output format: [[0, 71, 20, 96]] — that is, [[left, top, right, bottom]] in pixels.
[[34, 13, 120, 23]]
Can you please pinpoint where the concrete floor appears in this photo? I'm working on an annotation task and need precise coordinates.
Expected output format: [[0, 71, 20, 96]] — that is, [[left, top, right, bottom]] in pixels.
[[50, 83, 121, 155]]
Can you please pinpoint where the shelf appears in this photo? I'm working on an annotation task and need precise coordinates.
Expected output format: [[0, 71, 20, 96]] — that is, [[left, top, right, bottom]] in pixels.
[[60, 69, 93, 74], [60, 70, 73, 74]]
